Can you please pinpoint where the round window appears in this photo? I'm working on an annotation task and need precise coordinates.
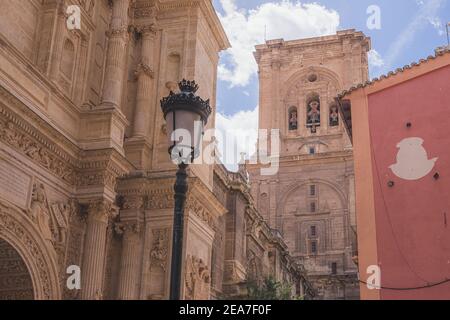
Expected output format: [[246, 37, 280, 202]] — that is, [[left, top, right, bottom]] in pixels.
[[308, 74, 318, 82]]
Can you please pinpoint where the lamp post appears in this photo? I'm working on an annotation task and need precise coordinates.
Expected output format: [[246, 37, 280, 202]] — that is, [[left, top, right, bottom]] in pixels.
[[160, 79, 211, 300]]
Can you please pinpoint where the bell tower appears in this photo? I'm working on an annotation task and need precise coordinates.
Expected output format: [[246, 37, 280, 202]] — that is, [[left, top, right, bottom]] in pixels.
[[248, 30, 370, 300]]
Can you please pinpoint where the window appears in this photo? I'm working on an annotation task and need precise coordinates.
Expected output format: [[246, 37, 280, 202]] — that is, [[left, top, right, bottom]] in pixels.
[[309, 185, 316, 196], [310, 225, 317, 237], [309, 147, 315, 155], [311, 241, 317, 254], [310, 201, 316, 213], [331, 262, 338, 275]]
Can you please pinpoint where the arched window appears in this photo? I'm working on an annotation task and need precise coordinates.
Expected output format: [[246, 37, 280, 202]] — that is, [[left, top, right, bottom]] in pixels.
[[329, 104, 339, 127], [60, 39, 75, 79], [288, 106, 298, 130], [306, 94, 320, 131]]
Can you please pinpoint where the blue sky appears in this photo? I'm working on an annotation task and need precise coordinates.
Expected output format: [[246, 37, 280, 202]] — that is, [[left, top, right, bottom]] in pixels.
[[213, 0, 450, 116], [212, 0, 449, 170]]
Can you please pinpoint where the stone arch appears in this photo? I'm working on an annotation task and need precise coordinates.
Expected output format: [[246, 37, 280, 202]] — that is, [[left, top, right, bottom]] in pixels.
[[0, 201, 61, 300], [277, 179, 348, 217], [283, 66, 343, 101]]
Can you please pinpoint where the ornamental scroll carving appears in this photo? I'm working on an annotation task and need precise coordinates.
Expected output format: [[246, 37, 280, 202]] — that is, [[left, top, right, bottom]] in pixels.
[[186, 198, 214, 229], [185, 255, 211, 300], [121, 195, 144, 210], [0, 121, 75, 184], [146, 193, 173, 210], [147, 228, 169, 300], [149, 228, 169, 271], [132, 2, 156, 19]]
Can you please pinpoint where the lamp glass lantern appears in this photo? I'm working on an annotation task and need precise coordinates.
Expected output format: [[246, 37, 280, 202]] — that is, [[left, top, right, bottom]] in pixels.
[[161, 80, 211, 163]]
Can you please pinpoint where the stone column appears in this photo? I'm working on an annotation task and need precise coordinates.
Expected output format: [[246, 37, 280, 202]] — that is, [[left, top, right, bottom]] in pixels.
[[116, 222, 142, 300], [49, 0, 67, 80], [81, 200, 116, 300], [132, 25, 156, 137], [101, 0, 131, 109]]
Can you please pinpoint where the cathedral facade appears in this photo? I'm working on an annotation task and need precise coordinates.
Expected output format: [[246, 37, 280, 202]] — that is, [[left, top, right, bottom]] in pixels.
[[248, 30, 371, 299], [0, 0, 311, 300]]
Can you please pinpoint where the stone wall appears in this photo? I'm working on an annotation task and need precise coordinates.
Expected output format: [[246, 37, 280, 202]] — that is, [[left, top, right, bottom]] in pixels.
[[0, 0, 230, 300], [214, 164, 314, 299]]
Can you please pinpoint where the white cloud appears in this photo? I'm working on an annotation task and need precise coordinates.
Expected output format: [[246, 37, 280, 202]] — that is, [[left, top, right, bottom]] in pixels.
[[383, 0, 444, 72], [217, 0, 340, 87], [368, 49, 385, 68], [428, 17, 445, 35], [215, 106, 259, 171]]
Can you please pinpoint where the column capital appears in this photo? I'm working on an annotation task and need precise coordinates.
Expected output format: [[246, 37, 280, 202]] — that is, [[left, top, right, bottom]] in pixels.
[[134, 24, 157, 37], [106, 25, 130, 40], [134, 62, 154, 79], [88, 199, 118, 223], [115, 220, 143, 238]]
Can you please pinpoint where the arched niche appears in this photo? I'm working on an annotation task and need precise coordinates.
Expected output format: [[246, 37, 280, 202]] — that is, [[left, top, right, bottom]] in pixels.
[[61, 39, 76, 79], [329, 103, 340, 127], [0, 201, 61, 300], [278, 179, 347, 217], [305, 92, 321, 128], [165, 52, 181, 91], [288, 106, 298, 131], [283, 67, 343, 102]]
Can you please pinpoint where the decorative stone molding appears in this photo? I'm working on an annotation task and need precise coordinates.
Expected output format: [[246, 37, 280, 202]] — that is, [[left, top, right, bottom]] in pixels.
[[134, 62, 154, 79], [185, 255, 211, 300], [87, 199, 117, 223], [121, 195, 145, 210], [115, 220, 142, 237], [186, 197, 214, 230], [146, 192, 173, 210], [133, 3, 158, 19], [0, 201, 61, 300], [0, 120, 75, 184], [149, 228, 169, 271]]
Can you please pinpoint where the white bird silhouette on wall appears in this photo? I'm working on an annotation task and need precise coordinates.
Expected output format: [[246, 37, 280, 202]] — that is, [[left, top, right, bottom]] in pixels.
[[389, 137, 438, 181]]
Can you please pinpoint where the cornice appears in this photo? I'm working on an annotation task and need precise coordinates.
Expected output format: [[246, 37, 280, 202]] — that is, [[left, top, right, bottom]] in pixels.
[[157, 0, 230, 51]]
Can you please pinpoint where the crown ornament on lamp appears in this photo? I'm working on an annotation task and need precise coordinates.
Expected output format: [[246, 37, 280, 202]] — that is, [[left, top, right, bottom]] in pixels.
[[161, 79, 212, 123], [179, 79, 199, 93]]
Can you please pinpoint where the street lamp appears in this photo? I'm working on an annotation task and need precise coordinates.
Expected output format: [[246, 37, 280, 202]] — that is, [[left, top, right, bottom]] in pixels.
[[160, 79, 211, 300]]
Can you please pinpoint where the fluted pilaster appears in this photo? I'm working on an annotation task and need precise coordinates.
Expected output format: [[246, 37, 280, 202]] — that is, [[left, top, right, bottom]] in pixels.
[[81, 200, 117, 300], [101, 0, 132, 109], [132, 25, 156, 137], [116, 221, 142, 300]]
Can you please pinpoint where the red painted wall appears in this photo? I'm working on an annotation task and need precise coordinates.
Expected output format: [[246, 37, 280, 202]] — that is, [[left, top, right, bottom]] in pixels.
[[368, 65, 450, 299]]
